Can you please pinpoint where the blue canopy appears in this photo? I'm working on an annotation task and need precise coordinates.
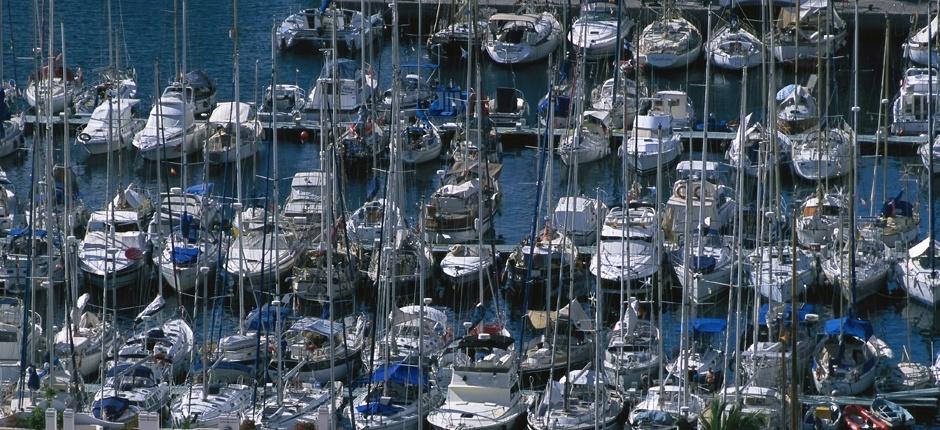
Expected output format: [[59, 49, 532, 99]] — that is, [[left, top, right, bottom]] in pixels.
[[692, 317, 727, 334], [246, 302, 294, 331], [824, 317, 873, 339], [10, 227, 46, 238], [356, 401, 402, 415], [185, 183, 213, 196], [171, 247, 200, 265], [758, 303, 817, 326], [107, 363, 154, 379], [92, 396, 132, 420], [370, 362, 426, 386], [290, 317, 342, 336]]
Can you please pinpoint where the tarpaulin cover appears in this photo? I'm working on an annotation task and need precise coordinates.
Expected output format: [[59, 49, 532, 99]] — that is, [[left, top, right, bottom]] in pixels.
[[171, 247, 200, 265], [824, 317, 873, 339], [370, 362, 426, 386]]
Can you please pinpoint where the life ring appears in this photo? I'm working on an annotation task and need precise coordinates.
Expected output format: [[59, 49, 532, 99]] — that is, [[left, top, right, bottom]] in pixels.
[[79, 132, 91, 142]]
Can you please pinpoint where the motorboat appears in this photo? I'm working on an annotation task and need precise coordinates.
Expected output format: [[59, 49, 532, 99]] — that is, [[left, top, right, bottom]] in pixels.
[[71, 68, 137, 117], [282, 171, 327, 230], [53, 293, 116, 380], [795, 192, 847, 248], [590, 203, 661, 291], [381, 66, 437, 110], [649, 90, 694, 129], [132, 93, 203, 161], [258, 84, 306, 124], [603, 297, 661, 391], [440, 244, 494, 287], [0, 297, 44, 382], [662, 160, 737, 241], [485, 87, 528, 128], [277, 6, 383, 51], [484, 12, 562, 64], [903, 15, 939, 67], [822, 237, 890, 303], [427, 333, 524, 430], [870, 398, 915, 428], [78, 210, 149, 290], [776, 84, 818, 134], [791, 124, 853, 180], [401, 119, 443, 164], [568, 0, 634, 59], [619, 101, 681, 174], [668, 227, 734, 303], [726, 115, 793, 178], [205, 101, 263, 164], [773, 0, 847, 62], [558, 110, 611, 165], [706, 18, 762, 69], [423, 161, 501, 244], [527, 367, 624, 430], [638, 10, 701, 69], [891, 67, 940, 136], [224, 217, 300, 293], [76, 98, 143, 155], [551, 196, 607, 246], [162, 70, 217, 116], [802, 402, 841, 430], [747, 244, 818, 302], [812, 317, 891, 395]]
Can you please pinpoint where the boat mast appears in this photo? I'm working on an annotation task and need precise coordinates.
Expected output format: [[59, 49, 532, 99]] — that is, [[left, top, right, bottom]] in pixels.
[[929, 0, 936, 260], [43, 0, 56, 387], [847, 0, 859, 309], [472, 0, 485, 306], [326, 3, 338, 427], [270, 22, 284, 405], [181, 0, 189, 191], [233, 0, 247, 335]]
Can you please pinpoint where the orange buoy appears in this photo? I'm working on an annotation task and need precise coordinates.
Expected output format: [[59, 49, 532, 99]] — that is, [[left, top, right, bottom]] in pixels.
[[300, 130, 310, 142]]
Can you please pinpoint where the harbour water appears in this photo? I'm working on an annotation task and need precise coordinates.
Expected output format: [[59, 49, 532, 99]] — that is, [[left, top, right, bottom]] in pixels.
[[4, 0, 940, 427]]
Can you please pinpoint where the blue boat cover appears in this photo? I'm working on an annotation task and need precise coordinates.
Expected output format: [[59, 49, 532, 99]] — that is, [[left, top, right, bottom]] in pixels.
[[171, 247, 200, 265], [185, 183, 213, 196], [758, 303, 817, 326], [824, 317, 873, 339], [10, 227, 46, 238], [370, 362, 426, 386], [246, 302, 294, 331], [92, 396, 132, 420], [356, 401, 402, 415], [688, 255, 716, 273], [692, 317, 727, 334]]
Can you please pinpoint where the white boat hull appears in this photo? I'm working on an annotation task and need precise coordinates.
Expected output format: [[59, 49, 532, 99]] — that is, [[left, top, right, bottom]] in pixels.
[[643, 44, 701, 69]]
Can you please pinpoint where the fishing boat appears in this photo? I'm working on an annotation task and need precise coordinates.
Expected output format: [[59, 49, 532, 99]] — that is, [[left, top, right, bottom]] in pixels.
[[898, 238, 940, 307], [116, 296, 194, 382], [347, 199, 398, 252], [171, 384, 254, 428], [427, 333, 524, 430], [558, 110, 611, 165], [796, 192, 847, 248], [568, 0, 633, 59], [822, 237, 890, 303], [669, 227, 734, 303], [741, 304, 820, 388], [891, 67, 940, 136], [53, 293, 116, 380], [423, 161, 501, 244], [401, 119, 443, 164], [132, 93, 203, 161], [345, 362, 443, 430], [440, 244, 494, 287], [552, 196, 606, 246], [773, 0, 847, 62], [603, 297, 661, 390], [629, 385, 703, 429], [903, 15, 939, 67], [277, 315, 367, 383], [812, 317, 891, 395], [637, 8, 701, 69], [527, 367, 624, 430], [726, 115, 793, 178], [163, 70, 217, 116], [76, 98, 143, 155], [662, 161, 737, 241], [520, 300, 595, 386], [205, 102, 262, 164], [618, 100, 682, 174], [747, 245, 818, 302], [79, 210, 149, 290], [486, 87, 529, 128], [791, 124, 853, 181], [304, 59, 377, 122], [776, 84, 818, 134], [706, 18, 762, 70], [484, 12, 562, 64], [258, 84, 306, 124], [277, 5, 383, 51], [24, 54, 80, 114]]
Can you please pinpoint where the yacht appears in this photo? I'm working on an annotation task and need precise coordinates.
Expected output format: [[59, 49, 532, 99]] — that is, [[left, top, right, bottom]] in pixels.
[[891, 67, 940, 136], [591, 202, 661, 292], [205, 102, 263, 164], [484, 12, 562, 64], [132, 93, 203, 161], [568, 0, 634, 59], [76, 98, 143, 155], [773, 0, 847, 62], [277, 6, 383, 51], [552, 196, 606, 246], [163, 70, 217, 116], [638, 10, 701, 69], [812, 317, 891, 395], [662, 161, 737, 240]]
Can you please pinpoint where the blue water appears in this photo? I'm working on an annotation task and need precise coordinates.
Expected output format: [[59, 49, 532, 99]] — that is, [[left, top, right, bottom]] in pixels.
[[3, 0, 940, 393]]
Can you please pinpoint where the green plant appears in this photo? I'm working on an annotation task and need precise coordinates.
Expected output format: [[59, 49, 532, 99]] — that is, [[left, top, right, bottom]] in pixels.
[[25, 407, 45, 430], [700, 398, 766, 430]]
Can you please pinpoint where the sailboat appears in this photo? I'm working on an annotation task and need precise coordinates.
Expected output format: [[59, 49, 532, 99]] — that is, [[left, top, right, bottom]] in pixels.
[[903, 14, 939, 67], [277, 4, 384, 51], [726, 115, 793, 178], [603, 297, 661, 391], [637, 6, 701, 69], [706, 17, 763, 70], [822, 237, 890, 303], [78, 209, 150, 290], [590, 62, 646, 129], [898, 238, 940, 306], [811, 317, 890, 395], [629, 385, 703, 428], [568, 0, 633, 59], [557, 110, 611, 165], [440, 244, 494, 287], [776, 83, 818, 134], [369, 305, 451, 369], [53, 293, 116, 380], [426, 333, 525, 430], [401, 118, 443, 164], [224, 206, 300, 293], [24, 54, 80, 114], [170, 384, 255, 428], [304, 58, 377, 123], [795, 191, 847, 248], [772, 0, 847, 62], [423, 161, 501, 244], [347, 199, 398, 252], [740, 304, 819, 388], [507, 225, 578, 283], [668, 226, 734, 303], [484, 12, 562, 64], [747, 245, 818, 302], [205, 102, 263, 164], [520, 300, 595, 386], [791, 123, 853, 180], [526, 367, 624, 430], [427, 1, 490, 62], [345, 362, 444, 430], [277, 315, 367, 383]]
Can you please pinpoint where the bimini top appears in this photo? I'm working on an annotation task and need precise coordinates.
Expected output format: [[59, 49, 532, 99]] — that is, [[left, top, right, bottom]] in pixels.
[[824, 317, 873, 340]]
